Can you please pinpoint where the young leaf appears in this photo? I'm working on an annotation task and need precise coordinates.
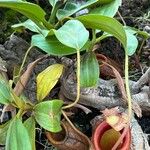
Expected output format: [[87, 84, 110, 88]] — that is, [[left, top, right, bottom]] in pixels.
[[125, 30, 138, 56], [11, 92, 26, 108], [12, 19, 44, 33], [6, 118, 32, 150], [12, 19, 51, 37], [77, 14, 127, 49], [56, 0, 98, 20], [37, 64, 63, 101], [0, 120, 11, 145], [0, 76, 12, 105], [54, 20, 89, 49], [24, 117, 36, 150], [80, 52, 99, 87], [34, 100, 63, 132], [11, 92, 32, 110], [0, 0, 52, 29], [90, 0, 122, 17]]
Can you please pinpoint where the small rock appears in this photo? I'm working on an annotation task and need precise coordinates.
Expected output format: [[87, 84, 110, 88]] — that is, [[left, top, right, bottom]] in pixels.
[[144, 26, 150, 33]]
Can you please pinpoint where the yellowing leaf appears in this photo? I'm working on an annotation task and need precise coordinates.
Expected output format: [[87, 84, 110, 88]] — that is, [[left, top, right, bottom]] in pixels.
[[37, 64, 63, 101]]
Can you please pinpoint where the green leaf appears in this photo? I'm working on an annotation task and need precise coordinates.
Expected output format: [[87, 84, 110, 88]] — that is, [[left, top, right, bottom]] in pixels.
[[31, 34, 77, 55], [0, 76, 12, 105], [90, 0, 122, 17], [97, 27, 138, 56], [12, 19, 44, 33], [0, 0, 52, 29], [37, 64, 64, 101], [34, 100, 63, 132], [24, 117, 36, 150], [80, 52, 99, 87], [54, 20, 89, 49], [125, 30, 138, 56], [0, 120, 11, 145], [77, 14, 127, 49], [56, 0, 98, 20], [12, 19, 52, 37], [6, 118, 32, 150]]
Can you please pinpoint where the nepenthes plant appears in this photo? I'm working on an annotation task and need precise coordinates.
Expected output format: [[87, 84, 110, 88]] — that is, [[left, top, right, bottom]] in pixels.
[[0, 0, 149, 149]]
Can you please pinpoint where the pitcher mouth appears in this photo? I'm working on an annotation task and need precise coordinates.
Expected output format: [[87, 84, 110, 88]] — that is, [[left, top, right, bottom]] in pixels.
[[93, 121, 131, 150], [46, 122, 68, 145]]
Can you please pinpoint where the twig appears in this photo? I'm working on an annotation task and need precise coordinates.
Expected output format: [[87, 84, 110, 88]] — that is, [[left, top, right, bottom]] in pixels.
[[137, 39, 146, 57], [117, 11, 126, 26], [17, 46, 33, 79], [133, 67, 150, 90], [14, 54, 48, 96]]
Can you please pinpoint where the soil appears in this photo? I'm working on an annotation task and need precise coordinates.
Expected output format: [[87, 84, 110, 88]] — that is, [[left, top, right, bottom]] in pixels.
[[0, 0, 149, 150]]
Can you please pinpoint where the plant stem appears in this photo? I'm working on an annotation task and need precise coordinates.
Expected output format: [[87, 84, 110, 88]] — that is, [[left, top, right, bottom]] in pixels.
[[112, 53, 132, 150], [55, 17, 73, 29], [88, 29, 96, 51], [92, 29, 96, 44], [62, 50, 80, 109], [18, 46, 33, 80], [16, 109, 24, 118], [62, 110, 81, 133], [125, 54, 132, 121], [95, 33, 110, 44], [43, 20, 54, 29], [49, 2, 63, 25], [49, 5, 59, 24]]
